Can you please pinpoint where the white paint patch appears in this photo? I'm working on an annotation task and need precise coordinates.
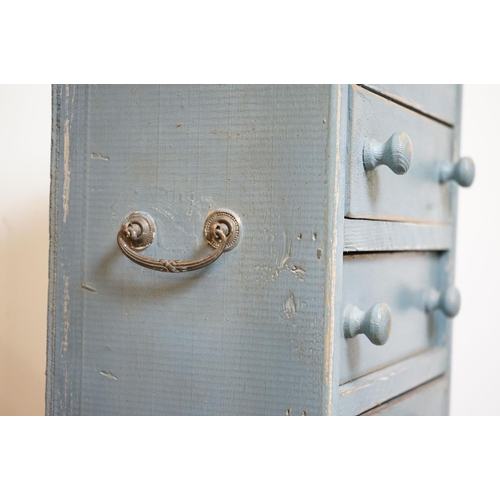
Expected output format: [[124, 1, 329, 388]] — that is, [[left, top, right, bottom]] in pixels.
[[62, 116, 71, 223], [100, 371, 118, 381], [283, 293, 297, 316], [91, 152, 110, 161]]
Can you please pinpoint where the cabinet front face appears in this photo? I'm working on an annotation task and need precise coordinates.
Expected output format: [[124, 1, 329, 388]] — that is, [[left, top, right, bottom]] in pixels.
[[347, 86, 454, 223], [49, 84, 337, 416], [340, 251, 448, 385]]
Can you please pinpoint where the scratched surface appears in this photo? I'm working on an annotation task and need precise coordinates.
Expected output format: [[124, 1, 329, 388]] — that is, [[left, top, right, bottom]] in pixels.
[[48, 84, 333, 415]]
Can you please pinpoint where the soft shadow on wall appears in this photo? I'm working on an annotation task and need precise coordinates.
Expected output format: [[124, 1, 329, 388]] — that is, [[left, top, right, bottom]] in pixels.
[[451, 84, 500, 416], [0, 85, 51, 415]]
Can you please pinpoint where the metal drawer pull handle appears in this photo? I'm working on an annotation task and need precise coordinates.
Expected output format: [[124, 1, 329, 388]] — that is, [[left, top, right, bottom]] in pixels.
[[426, 285, 461, 317], [439, 157, 475, 187], [363, 132, 413, 175], [343, 303, 392, 346], [117, 210, 240, 273]]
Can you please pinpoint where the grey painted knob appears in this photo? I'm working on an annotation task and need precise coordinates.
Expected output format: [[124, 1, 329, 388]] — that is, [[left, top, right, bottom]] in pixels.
[[343, 303, 392, 346], [439, 157, 475, 187], [426, 285, 461, 318], [363, 132, 413, 175]]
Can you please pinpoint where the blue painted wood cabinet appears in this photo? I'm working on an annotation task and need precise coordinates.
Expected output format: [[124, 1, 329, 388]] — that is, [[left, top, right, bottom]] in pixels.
[[47, 84, 473, 415]]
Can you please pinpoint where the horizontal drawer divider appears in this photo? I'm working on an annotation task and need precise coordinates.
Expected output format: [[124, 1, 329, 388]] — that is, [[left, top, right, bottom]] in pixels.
[[344, 218, 452, 253], [338, 347, 447, 415], [359, 375, 446, 416]]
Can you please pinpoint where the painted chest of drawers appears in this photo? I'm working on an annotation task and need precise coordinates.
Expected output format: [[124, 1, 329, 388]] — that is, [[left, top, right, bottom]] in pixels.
[[47, 84, 473, 415]]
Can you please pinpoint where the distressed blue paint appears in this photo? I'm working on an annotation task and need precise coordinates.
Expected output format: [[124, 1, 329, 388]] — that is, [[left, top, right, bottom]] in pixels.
[[47, 84, 466, 415]]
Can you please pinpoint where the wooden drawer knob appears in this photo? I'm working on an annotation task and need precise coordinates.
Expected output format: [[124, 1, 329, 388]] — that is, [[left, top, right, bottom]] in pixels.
[[363, 132, 413, 175], [343, 303, 392, 346], [426, 285, 461, 318], [439, 157, 475, 187]]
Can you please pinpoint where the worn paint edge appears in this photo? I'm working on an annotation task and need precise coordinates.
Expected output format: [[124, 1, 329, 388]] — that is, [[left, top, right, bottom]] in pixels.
[[321, 86, 339, 415], [62, 91, 71, 224], [322, 85, 348, 415], [46, 85, 88, 415], [45, 85, 62, 415]]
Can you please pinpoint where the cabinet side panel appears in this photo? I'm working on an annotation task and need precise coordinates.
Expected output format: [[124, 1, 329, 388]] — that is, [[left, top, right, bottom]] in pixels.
[[55, 85, 332, 415]]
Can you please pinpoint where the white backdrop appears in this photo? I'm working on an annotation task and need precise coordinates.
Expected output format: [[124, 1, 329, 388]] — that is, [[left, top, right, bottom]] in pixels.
[[0, 85, 50, 415], [0, 84, 497, 415], [451, 85, 500, 415]]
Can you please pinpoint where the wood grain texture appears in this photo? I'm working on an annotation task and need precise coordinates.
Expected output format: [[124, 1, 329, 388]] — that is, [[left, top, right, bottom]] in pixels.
[[361, 84, 459, 125], [344, 219, 452, 252], [46, 85, 88, 416], [48, 84, 337, 415], [347, 85, 454, 223], [361, 376, 448, 416], [339, 348, 447, 415]]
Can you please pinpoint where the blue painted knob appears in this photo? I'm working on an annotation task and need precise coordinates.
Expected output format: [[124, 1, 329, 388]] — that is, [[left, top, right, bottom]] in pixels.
[[363, 132, 413, 175], [426, 285, 461, 318], [343, 303, 392, 346], [439, 157, 475, 187]]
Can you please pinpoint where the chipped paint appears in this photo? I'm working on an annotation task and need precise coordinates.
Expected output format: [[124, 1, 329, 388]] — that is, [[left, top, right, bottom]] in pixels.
[[318, 85, 344, 415], [81, 282, 97, 293], [290, 265, 306, 281], [91, 152, 110, 161], [283, 293, 297, 317], [324, 85, 343, 415], [62, 276, 70, 351], [100, 371, 118, 381], [62, 87, 71, 224], [276, 231, 292, 272]]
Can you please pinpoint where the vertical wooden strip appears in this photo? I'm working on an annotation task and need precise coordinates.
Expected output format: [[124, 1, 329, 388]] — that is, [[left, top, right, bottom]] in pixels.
[[324, 85, 348, 415], [442, 85, 463, 415], [46, 84, 88, 415], [46, 85, 61, 415]]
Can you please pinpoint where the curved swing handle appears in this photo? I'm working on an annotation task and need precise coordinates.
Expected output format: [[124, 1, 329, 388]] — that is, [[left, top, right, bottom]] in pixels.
[[117, 210, 240, 273]]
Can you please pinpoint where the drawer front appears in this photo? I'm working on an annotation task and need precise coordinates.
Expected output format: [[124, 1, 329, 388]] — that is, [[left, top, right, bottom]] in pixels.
[[341, 252, 444, 385], [362, 377, 448, 416], [362, 84, 459, 125], [347, 86, 454, 223]]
